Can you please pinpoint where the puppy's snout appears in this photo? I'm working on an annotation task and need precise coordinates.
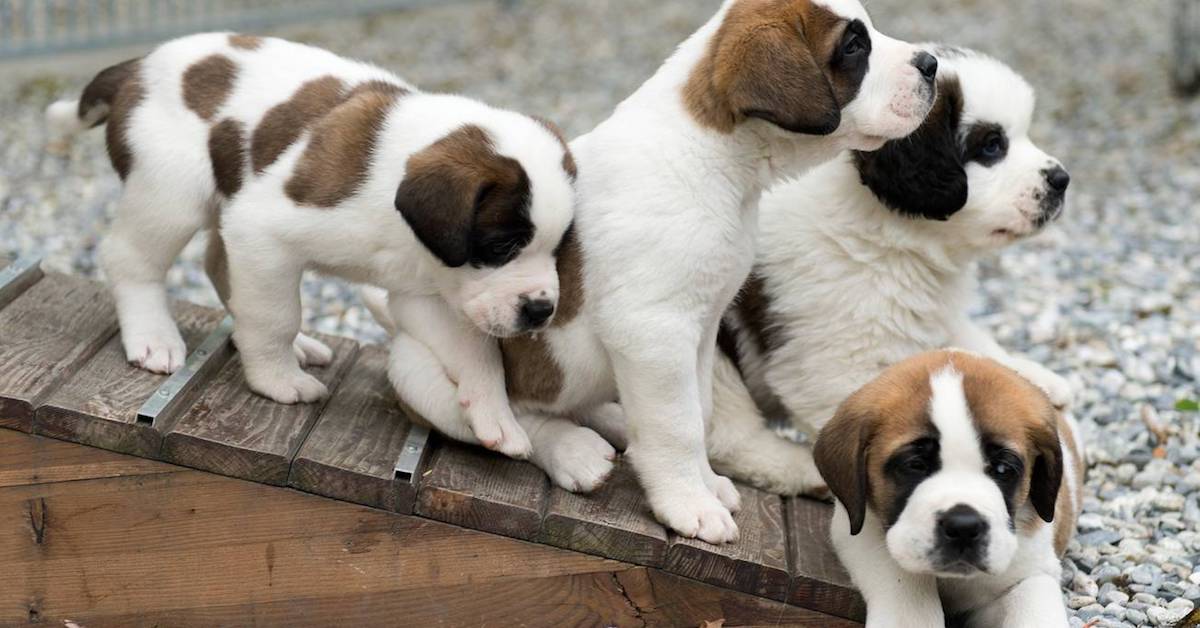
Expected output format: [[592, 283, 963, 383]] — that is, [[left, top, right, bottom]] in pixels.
[[913, 52, 938, 82], [1045, 165, 1071, 194], [520, 298, 555, 330], [937, 504, 987, 548]]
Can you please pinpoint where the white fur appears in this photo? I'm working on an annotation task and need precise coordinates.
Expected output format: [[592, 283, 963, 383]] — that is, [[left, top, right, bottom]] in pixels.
[[377, 0, 934, 543], [712, 48, 1075, 494], [49, 34, 574, 456]]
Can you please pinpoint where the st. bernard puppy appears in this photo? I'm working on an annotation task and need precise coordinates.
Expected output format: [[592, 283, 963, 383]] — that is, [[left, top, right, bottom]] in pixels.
[[711, 46, 1074, 494], [814, 350, 1083, 627], [368, 0, 938, 543], [47, 33, 576, 456]]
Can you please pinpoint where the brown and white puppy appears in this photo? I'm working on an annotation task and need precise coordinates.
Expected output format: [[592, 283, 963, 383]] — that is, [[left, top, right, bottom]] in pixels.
[[47, 33, 576, 457], [814, 350, 1084, 627], [369, 0, 938, 543]]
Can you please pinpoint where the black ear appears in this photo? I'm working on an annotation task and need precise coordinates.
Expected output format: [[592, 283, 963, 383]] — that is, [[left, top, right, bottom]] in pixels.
[[726, 24, 841, 135], [813, 402, 873, 535], [1029, 421, 1064, 523], [853, 76, 968, 220]]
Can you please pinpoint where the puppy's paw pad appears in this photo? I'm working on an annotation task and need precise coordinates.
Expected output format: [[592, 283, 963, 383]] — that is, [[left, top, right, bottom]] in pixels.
[[250, 371, 328, 405], [292, 333, 333, 368], [123, 331, 187, 375]]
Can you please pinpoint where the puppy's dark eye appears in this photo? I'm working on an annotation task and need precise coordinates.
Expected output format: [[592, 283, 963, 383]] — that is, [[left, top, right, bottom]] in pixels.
[[981, 133, 1005, 158], [905, 457, 931, 474], [485, 240, 514, 260], [985, 448, 1023, 485], [842, 32, 866, 57]]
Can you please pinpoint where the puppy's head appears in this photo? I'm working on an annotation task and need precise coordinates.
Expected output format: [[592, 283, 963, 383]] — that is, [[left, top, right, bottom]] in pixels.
[[853, 47, 1069, 243], [395, 116, 575, 337], [686, 0, 936, 148], [814, 350, 1063, 579]]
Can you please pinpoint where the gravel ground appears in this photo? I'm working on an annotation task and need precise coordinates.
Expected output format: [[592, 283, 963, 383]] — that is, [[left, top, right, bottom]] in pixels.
[[2, 1, 1199, 625]]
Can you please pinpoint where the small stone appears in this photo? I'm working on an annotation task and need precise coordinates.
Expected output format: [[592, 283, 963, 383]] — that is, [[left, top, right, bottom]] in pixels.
[[1133, 592, 1161, 605], [1104, 602, 1127, 620], [1103, 590, 1131, 606], [1070, 594, 1098, 609], [1075, 572, 1101, 597], [1096, 565, 1124, 584], [1079, 513, 1106, 531], [1147, 605, 1190, 625], [1154, 492, 1186, 511], [1080, 530, 1123, 547], [1125, 609, 1148, 625], [1078, 603, 1106, 620], [1168, 598, 1195, 613]]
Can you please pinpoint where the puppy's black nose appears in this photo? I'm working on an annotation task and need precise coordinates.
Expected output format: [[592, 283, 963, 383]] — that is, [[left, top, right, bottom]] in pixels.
[[521, 299, 555, 329], [913, 52, 938, 81], [938, 505, 987, 545], [1046, 166, 1071, 193]]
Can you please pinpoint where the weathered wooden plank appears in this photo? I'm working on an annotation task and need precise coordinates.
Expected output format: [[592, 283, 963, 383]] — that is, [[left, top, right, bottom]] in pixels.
[[289, 346, 425, 513], [0, 255, 44, 310], [414, 438, 548, 541], [0, 272, 116, 432], [160, 335, 358, 485], [786, 496, 867, 622], [540, 459, 668, 566], [36, 302, 226, 458], [0, 429, 180, 488], [663, 484, 790, 601]]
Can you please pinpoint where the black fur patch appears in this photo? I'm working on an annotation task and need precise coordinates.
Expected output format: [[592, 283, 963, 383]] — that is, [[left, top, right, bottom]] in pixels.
[[962, 122, 1008, 167], [852, 76, 968, 221], [882, 435, 941, 528], [983, 442, 1024, 526]]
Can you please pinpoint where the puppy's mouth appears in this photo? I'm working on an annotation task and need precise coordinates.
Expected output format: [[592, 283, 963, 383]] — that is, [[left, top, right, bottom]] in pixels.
[[933, 560, 988, 578]]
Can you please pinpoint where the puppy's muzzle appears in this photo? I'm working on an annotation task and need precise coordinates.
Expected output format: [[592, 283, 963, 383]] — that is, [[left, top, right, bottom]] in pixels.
[[934, 504, 989, 572], [519, 297, 556, 331]]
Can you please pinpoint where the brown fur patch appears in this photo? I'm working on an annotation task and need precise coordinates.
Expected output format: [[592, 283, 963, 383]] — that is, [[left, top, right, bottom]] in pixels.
[[251, 76, 347, 173], [683, 0, 847, 134], [208, 118, 247, 197], [500, 228, 585, 404], [228, 34, 263, 50], [79, 57, 140, 128], [103, 61, 145, 180], [533, 116, 577, 179], [182, 54, 238, 121], [284, 86, 401, 207], [1053, 413, 1083, 556]]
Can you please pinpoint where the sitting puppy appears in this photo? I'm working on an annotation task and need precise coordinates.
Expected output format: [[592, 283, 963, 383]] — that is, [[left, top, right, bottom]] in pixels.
[[368, 0, 938, 543], [712, 46, 1074, 494], [47, 33, 576, 456], [814, 350, 1083, 627]]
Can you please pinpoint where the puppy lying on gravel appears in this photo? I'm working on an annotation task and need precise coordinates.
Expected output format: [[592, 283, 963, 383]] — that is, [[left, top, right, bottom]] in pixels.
[[47, 33, 577, 457], [815, 350, 1083, 627]]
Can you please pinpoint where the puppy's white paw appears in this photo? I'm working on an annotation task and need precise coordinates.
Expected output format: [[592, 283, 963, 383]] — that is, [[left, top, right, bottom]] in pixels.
[[247, 368, 328, 404], [652, 489, 739, 544], [704, 470, 742, 514], [1009, 358, 1073, 410], [461, 389, 531, 459], [122, 328, 187, 375], [536, 425, 616, 493], [292, 333, 333, 367]]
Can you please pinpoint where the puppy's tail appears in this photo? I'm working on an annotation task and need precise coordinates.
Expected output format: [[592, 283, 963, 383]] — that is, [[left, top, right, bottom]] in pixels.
[[360, 285, 397, 335], [45, 57, 139, 155]]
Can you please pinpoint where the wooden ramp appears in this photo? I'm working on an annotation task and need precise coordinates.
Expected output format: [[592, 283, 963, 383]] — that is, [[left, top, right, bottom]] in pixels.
[[0, 258, 865, 625]]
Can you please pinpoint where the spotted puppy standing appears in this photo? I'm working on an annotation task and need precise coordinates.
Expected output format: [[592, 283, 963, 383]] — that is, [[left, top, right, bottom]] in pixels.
[[813, 350, 1083, 627], [47, 33, 576, 456], [712, 47, 1074, 494], [368, 0, 938, 542]]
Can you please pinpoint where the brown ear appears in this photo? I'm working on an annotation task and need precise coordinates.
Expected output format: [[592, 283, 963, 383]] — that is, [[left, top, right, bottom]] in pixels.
[[725, 24, 841, 135], [394, 126, 524, 268], [1028, 418, 1064, 523], [813, 401, 872, 535]]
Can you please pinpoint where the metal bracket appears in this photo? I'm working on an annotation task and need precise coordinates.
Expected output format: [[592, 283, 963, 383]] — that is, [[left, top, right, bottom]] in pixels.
[[0, 255, 44, 309], [394, 424, 431, 482], [136, 316, 235, 426]]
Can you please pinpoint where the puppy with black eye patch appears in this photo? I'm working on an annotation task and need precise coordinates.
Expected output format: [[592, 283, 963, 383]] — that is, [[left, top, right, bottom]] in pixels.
[[708, 46, 1074, 496], [46, 33, 576, 458], [813, 350, 1083, 628]]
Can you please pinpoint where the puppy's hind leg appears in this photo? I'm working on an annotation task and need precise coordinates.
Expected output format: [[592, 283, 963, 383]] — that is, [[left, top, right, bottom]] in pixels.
[[387, 331, 480, 445], [706, 353, 828, 497], [101, 172, 208, 374], [517, 411, 615, 493]]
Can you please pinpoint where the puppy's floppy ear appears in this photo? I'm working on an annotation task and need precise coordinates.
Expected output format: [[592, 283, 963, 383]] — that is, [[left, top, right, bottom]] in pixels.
[[853, 75, 968, 221], [814, 399, 873, 535], [1028, 413, 1064, 523], [395, 125, 524, 268], [726, 24, 841, 135]]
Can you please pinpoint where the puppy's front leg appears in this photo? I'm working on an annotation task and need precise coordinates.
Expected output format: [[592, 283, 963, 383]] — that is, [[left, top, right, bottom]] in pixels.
[[388, 294, 531, 459], [949, 317, 1073, 409], [608, 337, 739, 544], [831, 507, 944, 628], [225, 246, 326, 404], [965, 574, 1067, 628]]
